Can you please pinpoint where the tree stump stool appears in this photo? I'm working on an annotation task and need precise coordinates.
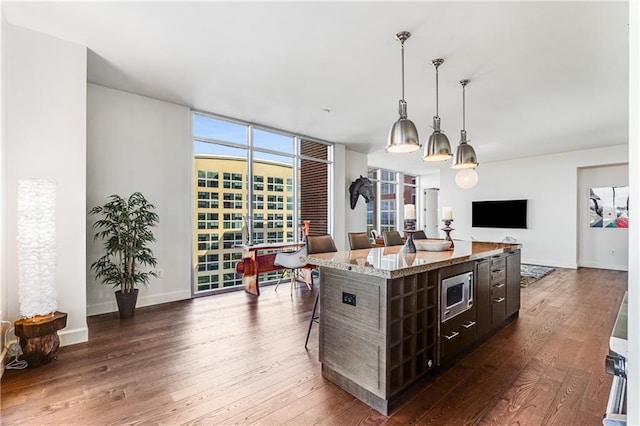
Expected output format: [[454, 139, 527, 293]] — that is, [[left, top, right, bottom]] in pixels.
[[14, 311, 67, 367]]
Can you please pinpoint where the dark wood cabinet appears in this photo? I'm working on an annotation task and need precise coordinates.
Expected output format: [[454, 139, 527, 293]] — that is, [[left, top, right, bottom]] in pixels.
[[490, 255, 507, 325], [440, 251, 521, 366], [439, 306, 477, 362], [475, 259, 491, 337], [438, 261, 477, 365], [505, 250, 521, 318], [476, 251, 522, 340]]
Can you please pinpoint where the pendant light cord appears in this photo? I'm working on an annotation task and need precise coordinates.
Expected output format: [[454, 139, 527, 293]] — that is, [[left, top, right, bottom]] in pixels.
[[435, 65, 439, 117], [462, 83, 466, 131], [401, 41, 405, 101]]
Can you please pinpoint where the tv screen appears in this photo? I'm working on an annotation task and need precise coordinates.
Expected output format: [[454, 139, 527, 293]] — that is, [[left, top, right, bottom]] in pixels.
[[472, 199, 528, 229]]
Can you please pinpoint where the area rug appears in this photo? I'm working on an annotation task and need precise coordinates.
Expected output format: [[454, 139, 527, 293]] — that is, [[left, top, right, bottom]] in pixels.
[[520, 264, 556, 288]]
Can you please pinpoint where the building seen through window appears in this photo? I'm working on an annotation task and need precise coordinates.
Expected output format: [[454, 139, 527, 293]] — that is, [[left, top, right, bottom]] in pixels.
[[193, 113, 332, 294]]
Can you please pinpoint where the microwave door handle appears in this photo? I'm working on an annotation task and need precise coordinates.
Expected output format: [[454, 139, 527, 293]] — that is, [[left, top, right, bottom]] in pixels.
[[467, 274, 473, 305]]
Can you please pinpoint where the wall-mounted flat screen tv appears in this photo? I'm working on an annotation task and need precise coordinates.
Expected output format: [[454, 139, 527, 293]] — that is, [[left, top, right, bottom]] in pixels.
[[472, 199, 528, 229]]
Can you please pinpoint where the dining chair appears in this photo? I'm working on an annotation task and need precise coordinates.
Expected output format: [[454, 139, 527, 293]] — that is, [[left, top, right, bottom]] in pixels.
[[348, 232, 371, 250], [413, 230, 428, 240], [383, 230, 404, 246], [304, 234, 337, 349], [306, 234, 338, 254], [370, 229, 379, 240], [273, 245, 310, 296]]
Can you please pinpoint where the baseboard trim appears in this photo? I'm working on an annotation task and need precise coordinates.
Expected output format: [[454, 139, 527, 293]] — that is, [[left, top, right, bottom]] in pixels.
[[577, 261, 628, 271], [522, 258, 577, 269], [87, 290, 192, 316], [59, 327, 89, 346]]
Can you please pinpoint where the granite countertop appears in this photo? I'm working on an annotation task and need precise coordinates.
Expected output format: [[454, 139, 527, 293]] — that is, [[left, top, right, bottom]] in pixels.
[[303, 240, 521, 279]]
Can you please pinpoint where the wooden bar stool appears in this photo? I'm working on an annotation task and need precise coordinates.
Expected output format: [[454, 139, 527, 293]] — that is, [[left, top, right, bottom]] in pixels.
[[304, 234, 338, 349]]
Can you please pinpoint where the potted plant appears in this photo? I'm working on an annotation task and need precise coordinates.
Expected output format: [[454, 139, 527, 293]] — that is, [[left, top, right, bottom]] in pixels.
[[90, 192, 159, 318]]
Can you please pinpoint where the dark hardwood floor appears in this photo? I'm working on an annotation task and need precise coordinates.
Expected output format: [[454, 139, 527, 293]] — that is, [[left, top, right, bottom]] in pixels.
[[1, 267, 627, 425]]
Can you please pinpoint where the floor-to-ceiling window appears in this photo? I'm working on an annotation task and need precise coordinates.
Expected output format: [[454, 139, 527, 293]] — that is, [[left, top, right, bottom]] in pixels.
[[193, 112, 332, 295], [367, 168, 418, 235]]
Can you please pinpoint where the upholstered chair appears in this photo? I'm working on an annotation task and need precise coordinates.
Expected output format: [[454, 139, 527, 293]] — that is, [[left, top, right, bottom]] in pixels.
[[306, 234, 338, 254], [383, 230, 404, 246], [348, 232, 371, 250]]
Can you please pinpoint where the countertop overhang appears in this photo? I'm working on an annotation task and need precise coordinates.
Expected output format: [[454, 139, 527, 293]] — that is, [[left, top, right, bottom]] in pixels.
[[304, 240, 521, 279]]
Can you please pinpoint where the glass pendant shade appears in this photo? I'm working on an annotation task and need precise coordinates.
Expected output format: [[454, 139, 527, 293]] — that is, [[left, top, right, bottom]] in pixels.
[[455, 168, 478, 189]]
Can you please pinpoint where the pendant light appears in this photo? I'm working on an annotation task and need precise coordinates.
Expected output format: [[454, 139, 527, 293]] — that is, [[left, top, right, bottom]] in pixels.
[[455, 168, 479, 189], [386, 31, 420, 153], [452, 79, 479, 169], [422, 58, 452, 162]]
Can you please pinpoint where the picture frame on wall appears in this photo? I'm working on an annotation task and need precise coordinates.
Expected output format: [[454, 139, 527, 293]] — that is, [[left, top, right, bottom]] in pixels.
[[589, 186, 629, 228]]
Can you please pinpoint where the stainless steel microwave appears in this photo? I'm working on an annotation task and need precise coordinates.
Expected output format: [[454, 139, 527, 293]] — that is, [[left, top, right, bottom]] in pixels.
[[441, 271, 473, 323]]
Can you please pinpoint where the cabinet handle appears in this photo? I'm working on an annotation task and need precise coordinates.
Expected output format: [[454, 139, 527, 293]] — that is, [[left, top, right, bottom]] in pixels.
[[444, 331, 460, 340], [494, 283, 505, 289], [462, 321, 476, 329], [494, 297, 505, 303]]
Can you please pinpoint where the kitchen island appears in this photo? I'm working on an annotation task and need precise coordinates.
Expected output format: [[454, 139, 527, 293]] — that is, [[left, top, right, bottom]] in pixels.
[[304, 240, 521, 415]]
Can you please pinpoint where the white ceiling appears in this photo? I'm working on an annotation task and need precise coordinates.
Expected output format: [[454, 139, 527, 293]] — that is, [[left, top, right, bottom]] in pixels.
[[2, 1, 629, 175]]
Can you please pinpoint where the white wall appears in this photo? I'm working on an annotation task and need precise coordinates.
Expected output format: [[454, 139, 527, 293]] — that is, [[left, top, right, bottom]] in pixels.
[[344, 150, 369, 247], [5, 25, 88, 345], [332, 144, 346, 251], [627, 1, 639, 422], [0, 7, 7, 353], [86, 84, 192, 315], [419, 172, 440, 190], [577, 164, 628, 270], [439, 145, 628, 268]]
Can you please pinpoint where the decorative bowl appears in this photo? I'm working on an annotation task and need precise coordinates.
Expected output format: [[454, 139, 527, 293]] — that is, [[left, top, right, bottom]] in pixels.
[[414, 239, 452, 252]]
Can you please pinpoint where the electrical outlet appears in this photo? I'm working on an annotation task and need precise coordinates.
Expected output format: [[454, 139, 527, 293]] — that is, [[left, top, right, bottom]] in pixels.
[[342, 292, 356, 306], [156, 269, 164, 279]]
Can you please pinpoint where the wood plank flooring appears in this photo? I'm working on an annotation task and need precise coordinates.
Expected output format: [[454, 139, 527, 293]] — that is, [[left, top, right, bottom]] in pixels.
[[1, 267, 627, 425]]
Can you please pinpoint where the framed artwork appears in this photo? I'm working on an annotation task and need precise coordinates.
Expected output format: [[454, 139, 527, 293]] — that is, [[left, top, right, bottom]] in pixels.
[[589, 186, 629, 228]]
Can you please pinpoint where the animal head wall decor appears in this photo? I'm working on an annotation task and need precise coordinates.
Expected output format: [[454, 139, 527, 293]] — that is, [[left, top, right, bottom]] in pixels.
[[349, 175, 375, 209]]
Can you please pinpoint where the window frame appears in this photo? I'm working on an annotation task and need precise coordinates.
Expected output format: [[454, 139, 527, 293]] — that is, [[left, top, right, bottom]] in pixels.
[[192, 111, 334, 296], [367, 168, 419, 236]]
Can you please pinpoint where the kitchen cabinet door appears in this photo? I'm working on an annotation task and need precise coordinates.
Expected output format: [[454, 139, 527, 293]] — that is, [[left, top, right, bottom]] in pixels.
[[505, 251, 521, 318]]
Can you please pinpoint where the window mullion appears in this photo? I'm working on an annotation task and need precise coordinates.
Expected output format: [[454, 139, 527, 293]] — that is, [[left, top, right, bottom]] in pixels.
[[247, 125, 254, 244]]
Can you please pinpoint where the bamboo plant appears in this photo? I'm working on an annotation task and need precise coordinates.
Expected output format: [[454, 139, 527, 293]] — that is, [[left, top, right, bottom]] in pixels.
[[90, 192, 159, 293]]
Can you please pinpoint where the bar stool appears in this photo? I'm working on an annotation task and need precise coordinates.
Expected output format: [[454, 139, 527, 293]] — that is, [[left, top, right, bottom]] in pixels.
[[304, 234, 338, 349]]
